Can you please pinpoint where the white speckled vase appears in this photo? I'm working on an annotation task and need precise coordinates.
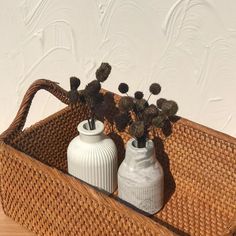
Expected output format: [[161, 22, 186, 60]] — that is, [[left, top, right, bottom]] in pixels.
[[118, 138, 164, 214], [67, 120, 118, 193]]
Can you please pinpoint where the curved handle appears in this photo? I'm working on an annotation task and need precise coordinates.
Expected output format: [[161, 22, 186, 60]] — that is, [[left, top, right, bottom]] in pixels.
[[0, 79, 70, 140]]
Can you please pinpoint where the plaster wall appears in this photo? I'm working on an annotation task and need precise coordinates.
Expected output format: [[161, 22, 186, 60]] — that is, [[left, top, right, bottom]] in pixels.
[[0, 0, 235, 137]]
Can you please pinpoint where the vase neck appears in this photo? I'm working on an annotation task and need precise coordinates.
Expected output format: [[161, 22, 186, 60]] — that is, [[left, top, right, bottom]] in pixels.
[[77, 120, 104, 143], [124, 139, 155, 169]]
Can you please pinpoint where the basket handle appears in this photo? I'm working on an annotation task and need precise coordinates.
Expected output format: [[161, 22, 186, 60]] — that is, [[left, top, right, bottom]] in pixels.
[[0, 79, 70, 140]]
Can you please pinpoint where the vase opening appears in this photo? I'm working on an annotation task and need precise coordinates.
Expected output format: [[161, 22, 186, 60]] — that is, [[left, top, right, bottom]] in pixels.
[[78, 120, 104, 135], [131, 139, 148, 149], [83, 122, 90, 130], [129, 139, 154, 155]]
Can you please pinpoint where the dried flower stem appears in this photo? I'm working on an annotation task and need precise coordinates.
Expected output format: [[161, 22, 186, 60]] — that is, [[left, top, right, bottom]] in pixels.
[[137, 136, 146, 148], [87, 119, 92, 130], [91, 110, 96, 130], [136, 111, 142, 121], [147, 93, 152, 102]]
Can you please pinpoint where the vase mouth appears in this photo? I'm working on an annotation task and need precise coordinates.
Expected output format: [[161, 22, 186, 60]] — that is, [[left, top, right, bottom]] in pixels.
[[77, 120, 104, 136], [128, 138, 154, 151]]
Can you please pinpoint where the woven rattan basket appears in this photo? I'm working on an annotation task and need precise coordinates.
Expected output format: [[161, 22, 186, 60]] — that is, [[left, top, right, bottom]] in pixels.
[[0, 79, 235, 236]]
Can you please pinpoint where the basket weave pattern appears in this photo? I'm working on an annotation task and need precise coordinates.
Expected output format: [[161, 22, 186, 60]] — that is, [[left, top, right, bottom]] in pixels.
[[0, 79, 235, 236]]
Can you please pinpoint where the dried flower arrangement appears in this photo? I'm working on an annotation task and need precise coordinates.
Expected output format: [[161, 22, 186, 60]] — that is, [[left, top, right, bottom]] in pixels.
[[68, 62, 111, 130], [115, 82, 178, 148]]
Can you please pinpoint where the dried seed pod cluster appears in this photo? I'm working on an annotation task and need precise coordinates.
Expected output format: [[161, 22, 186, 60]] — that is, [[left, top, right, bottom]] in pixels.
[[115, 82, 178, 148], [68, 63, 178, 138], [68, 62, 112, 130]]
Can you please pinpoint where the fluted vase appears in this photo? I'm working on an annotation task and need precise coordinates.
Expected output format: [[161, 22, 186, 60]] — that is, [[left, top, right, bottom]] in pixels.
[[118, 138, 164, 214], [67, 120, 118, 193]]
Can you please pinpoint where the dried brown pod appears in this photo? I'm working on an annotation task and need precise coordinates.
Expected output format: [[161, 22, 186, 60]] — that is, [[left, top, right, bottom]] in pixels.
[[93, 92, 104, 105], [78, 90, 86, 103], [96, 62, 111, 82], [103, 92, 115, 106], [68, 90, 80, 104], [135, 98, 148, 113], [143, 104, 159, 124], [114, 112, 131, 132], [85, 80, 101, 95], [118, 83, 129, 94], [156, 98, 167, 109], [144, 104, 159, 117], [152, 115, 165, 128], [70, 77, 80, 90], [162, 100, 178, 116], [129, 121, 145, 138], [149, 83, 161, 95], [134, 91, 144, 100], [118, 96, 134, 112], [85, 93, 104, 111]]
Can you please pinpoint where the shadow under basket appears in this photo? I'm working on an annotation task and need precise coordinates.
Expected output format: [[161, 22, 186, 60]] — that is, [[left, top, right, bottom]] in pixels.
[[0, 79, 235, 236]]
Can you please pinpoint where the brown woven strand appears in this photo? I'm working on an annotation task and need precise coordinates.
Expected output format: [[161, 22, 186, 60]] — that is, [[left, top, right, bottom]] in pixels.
[[0, 79, 235, 236]]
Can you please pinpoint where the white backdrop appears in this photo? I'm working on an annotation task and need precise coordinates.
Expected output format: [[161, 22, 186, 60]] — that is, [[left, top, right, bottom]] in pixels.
[[0, 0, 236, 137]]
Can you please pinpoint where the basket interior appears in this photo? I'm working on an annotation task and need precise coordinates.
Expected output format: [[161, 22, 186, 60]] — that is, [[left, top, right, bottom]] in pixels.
[[4, 101, 236, 236]]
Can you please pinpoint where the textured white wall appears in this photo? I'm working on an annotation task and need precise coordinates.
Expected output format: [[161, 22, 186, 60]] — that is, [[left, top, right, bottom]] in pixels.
[[0, 0, 236, 137]]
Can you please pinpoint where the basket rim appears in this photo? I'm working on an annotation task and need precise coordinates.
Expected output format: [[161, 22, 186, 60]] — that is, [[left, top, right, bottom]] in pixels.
[[1, 86, 235, 145], [3, 101, 235, 146]]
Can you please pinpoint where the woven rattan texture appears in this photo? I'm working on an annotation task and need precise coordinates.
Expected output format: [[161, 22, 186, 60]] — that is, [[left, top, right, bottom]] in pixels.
[[4, 105, 236, 236], [4, 103, 90, 172], [0, 82, 235, 236], [156, 123, 236, 235], [0, 143, 173, 236]]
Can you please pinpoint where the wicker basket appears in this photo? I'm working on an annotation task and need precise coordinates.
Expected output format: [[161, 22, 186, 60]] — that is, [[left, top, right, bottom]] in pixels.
[[0, 79, 235, 236]]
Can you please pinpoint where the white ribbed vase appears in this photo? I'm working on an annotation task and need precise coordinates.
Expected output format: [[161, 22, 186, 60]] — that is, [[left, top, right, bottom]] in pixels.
[[67, 120, 118, 193], [118, 138, 164, 214]]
